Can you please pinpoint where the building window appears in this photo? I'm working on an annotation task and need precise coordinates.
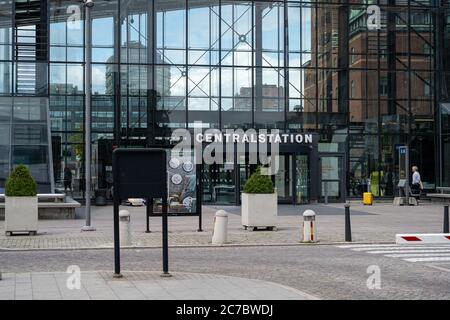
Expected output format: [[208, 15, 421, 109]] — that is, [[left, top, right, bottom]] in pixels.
[[379, 77, 388, 96], [350, 47, 355, 64], [424, 79, 432, 97], [423, 43, 432, 55], [325, 12, 331, 24], [350, 80, 355, 98]]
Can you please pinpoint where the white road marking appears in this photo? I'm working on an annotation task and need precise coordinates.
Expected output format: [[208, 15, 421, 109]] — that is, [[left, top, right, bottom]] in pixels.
[[368, 249, 450, 254], [337, 244, 450, 265], [426, 264, 450, 272], [385, 253, 450, 258], [337, 244, 398, 249], [351, 246, 450, 251], [404, 257, 450, 262]]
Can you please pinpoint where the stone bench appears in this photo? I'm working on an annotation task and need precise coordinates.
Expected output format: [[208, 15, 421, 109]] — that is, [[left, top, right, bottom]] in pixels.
[[0, 194, 81, 220], [0, 193, 66, 202], [426, 187, 450, 203]]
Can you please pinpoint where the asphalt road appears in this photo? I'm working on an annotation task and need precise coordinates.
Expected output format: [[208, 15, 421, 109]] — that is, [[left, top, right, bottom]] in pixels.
[[1, 245, 449, 300]]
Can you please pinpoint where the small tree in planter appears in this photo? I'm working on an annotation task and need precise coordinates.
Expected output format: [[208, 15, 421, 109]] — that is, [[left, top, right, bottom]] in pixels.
[[241, 167, 277, 230], [4, 165, 38, 236]]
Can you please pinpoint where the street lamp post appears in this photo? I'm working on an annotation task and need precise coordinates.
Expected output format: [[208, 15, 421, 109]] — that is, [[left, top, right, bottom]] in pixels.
[[82, 0, 96, 232]]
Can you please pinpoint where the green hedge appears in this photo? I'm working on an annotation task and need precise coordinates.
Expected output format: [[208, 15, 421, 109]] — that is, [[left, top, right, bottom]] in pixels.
[[5, 165, 37, 197], [243, 167, 275, 194]]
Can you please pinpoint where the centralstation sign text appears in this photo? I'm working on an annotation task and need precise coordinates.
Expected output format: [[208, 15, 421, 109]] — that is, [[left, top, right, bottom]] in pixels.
[[194, 132, 313, 145], [170, 124, 315, 174]]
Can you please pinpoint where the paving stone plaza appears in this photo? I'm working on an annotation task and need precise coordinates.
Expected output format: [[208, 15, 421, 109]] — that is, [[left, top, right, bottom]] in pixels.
[[0, 203, 446, 250]]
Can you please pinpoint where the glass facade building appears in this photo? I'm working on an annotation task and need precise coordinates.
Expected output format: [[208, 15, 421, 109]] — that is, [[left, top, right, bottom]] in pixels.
[[0, 0, 449, 204]]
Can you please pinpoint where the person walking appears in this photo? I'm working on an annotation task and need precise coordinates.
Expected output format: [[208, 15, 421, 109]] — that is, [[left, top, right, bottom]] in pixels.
[[411, 166, 422, 201]]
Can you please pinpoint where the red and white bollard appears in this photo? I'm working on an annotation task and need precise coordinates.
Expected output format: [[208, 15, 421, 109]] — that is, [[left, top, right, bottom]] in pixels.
[[302, 210, 317, 243]]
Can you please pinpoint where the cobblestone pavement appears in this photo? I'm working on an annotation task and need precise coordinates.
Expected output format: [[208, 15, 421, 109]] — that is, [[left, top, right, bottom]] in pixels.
[[2, 245, 449, 300], [0, 203, 447, 250], [0, 271, 317, 300]]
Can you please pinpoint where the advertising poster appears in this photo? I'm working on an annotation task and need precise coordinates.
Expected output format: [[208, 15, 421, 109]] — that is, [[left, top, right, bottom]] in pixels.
[[166, 150, 197, 214]]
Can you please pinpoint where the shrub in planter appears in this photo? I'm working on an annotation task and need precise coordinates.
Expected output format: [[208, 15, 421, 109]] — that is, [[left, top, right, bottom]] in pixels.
[[4, 165, 38, 235], [5, 165, 37, 197], [241, 167, 277, 230], [243, 167, 275, 194]]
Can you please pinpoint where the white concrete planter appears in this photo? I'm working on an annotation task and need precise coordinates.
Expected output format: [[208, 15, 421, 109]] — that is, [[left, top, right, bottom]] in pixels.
[[5, 196, 38, 235], [241, 193, 277, 230]]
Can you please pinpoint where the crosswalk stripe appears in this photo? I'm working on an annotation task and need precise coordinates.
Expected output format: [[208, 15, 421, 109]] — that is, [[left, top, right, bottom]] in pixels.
[[385, 253, 450, 258], [368, 249, 450, 254], [404, 257, 450, 262], [337, 244, 450, 264], [337, 244, 398, 249], [351, 246, 450, 251]]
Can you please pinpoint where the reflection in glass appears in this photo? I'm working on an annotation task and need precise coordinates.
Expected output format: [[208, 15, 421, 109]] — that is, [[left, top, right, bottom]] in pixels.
[[0, 0, 440, 200]]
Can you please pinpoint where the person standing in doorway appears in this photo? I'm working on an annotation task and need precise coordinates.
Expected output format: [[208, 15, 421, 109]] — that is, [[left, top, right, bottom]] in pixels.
[[385, 165, 394, 197], [411, 166, 422, 201], [63, 167, 73, 194]]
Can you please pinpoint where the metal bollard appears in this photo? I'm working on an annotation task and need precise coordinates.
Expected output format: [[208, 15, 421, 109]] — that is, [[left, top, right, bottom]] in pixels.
[[212, 210, 228, 245], [444, 205, 449, 234], [302, 210, 317, 243], [345, 202, 352, 242], [119, 210, 132, 247]]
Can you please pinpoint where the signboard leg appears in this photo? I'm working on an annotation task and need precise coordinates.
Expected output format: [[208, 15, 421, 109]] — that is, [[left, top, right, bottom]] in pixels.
[[197, 165, 203, 232], [405, 146, 410, 205], [198, 210, 203, 232], [161, 197, 171, 277], [146, 198, 152, 233], [113, 201, 122, 278]]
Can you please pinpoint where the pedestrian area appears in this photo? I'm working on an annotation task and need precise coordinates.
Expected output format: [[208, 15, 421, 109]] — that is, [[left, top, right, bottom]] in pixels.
[[0, 271, 318, 300]]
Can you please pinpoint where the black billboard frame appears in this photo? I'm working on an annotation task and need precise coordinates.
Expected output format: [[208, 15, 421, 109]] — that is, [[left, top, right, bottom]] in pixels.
[[113, 148, 172, 278]]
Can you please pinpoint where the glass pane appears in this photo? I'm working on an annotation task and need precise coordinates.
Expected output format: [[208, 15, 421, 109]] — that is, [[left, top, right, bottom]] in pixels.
[[203, 163, 235, 204], [92, 17, 114, 47], [321, 156, 342, 201], [276, 155, 293, 200], [13, 97, 47, 122], [12, 146, 49, 183], [12, 124, 48, 144], [296, 154, 309, 204], [0, 97, 12, 122], [322, 181, 340, 197], [0, 124, 10, 145], [322, 157, 339, 180]]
